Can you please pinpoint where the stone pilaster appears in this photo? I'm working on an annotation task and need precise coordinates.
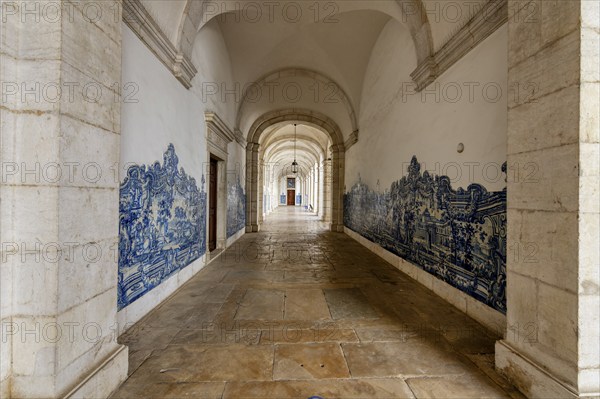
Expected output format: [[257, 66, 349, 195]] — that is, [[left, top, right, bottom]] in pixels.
[[257, 157, 264, 224], [330, 145, 345, 232], [321, 159, 332, 224], [496, 1, 599, 397], [0, 1, 128, 397], [245, 142, 260, 232]]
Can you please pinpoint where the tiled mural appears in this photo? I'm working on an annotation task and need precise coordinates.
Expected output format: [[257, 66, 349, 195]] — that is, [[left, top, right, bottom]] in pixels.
[[227, 177, 246, 238], [344, 156, 507, 313], [118, 144, 206, 309]]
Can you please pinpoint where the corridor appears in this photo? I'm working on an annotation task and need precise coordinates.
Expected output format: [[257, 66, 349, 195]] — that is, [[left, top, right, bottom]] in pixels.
[[112, 207, 521, 399]]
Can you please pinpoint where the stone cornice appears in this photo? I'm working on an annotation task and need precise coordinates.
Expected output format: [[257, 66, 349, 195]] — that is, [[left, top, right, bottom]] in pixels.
[[205, 112, 234, 141], [246, 142, 260, 152], [344, 130, 359, 151], [233, 129, 247, 147], [205, 111, 237, 153], [411, 0, 508, 91], [123, 0, 197, 89]]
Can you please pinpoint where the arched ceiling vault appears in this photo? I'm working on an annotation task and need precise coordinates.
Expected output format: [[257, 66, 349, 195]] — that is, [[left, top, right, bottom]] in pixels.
[[263, 136, 325, 162], [187, 0, 434, 64], [247, 109, 344, 148], [136, 0, 439, 140], [135, 0, 499, 144], [135, 0, 497, 117], [266, 144, 320, 168], [236, 67, 358, 136], [260, 123, 330, 152], [261, 123, 328, 151], [261, 123, 326, 181]]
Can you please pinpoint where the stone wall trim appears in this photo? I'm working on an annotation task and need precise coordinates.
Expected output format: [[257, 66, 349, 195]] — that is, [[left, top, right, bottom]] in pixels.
[[345, 227, 507, 332], [63, 345, 129, 399], [495, 340, 579, 398], [123, 0, 197, 89], [411, 0, 508, 91]]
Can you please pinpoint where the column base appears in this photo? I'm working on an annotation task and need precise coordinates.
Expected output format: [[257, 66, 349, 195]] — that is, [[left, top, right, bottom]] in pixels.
[[246, 224, 260, 232], [63, 344, 128, 399], [330, 223, 344, 232], [495, 340, 578, 398]]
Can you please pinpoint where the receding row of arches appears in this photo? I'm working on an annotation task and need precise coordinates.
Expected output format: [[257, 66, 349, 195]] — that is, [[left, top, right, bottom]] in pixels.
[[244, 108, 346, 232]]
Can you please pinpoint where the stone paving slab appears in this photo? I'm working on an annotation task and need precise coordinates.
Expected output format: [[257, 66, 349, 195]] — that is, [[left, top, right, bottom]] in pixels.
[[222, 379, 415, 398], [273, 343, 351, 380], [323, 288, 380, 320], [112, 207, 516, 399]]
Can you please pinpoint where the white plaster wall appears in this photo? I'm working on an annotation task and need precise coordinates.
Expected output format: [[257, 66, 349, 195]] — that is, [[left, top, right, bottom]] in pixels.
[[121, 24, 207, 184], [191, 19, 237, 130], [227, 140, 246, 235], [348, 21, 508, 193], [139, 0, 187, 45], [227, 141, 245, 187]]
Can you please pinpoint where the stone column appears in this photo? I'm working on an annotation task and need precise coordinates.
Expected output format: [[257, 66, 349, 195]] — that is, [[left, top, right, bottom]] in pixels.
[[245, 142, 260, 232], [302, 177, 307, 206], [318, 163, 324, 219], [310, 169, 314, 208], [496, 1, 599, 397], [0, 1, 128, 397], [257, 157, 264, 224], [330, 144, 345, 232], [321, 160, 331, 223], [310, 169, 314, 210], [314, 164, 319, 216]]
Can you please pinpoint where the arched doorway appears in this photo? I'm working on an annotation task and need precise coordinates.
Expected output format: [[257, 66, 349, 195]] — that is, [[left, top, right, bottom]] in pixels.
[[245, 109, 346, 232]]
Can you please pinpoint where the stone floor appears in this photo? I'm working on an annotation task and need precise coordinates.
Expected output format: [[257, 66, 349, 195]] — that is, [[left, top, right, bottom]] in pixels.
[[112, 207, 522, 399]]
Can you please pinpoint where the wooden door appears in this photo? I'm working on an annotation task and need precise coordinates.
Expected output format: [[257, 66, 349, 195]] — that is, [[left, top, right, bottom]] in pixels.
[[287, 190, 295, 206], [209, 158, 218, 252]]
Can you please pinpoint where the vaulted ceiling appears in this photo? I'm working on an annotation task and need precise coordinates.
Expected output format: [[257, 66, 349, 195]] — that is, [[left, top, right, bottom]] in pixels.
[[135, 0, 490, 167], [137, 0, 484, 113]]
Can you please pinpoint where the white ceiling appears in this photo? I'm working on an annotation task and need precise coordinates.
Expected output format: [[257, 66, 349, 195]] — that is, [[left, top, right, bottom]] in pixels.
[[139, 0, 488, 164]]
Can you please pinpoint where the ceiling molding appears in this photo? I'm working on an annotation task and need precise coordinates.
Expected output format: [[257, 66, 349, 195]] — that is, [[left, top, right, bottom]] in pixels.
[[205, 111, 242, 153], [247, 109, 345, 149], [410, 0, 507, 91], [344, 130, 359, 151], [123, 0, 197, 89], [233, 129, 247, 147]]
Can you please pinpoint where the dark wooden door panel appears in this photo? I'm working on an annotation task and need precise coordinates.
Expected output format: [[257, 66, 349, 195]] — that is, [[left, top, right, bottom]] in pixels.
[[209, 159, 217, 251], [287, 190, 295, 206]]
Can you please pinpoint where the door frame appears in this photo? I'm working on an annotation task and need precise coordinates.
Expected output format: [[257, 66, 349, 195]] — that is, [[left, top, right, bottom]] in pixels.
[[205, 112, 237, 259], [205, 153, 226, 254], [208, 157, 219, 251]]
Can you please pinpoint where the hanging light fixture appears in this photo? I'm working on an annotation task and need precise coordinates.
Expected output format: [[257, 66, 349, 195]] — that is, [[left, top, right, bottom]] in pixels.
[[291, 123, 298, 174]]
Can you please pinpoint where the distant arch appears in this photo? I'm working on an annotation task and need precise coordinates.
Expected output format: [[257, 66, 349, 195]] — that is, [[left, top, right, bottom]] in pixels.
[[245, 109, 345, 232], [237, 67, 359, 137]]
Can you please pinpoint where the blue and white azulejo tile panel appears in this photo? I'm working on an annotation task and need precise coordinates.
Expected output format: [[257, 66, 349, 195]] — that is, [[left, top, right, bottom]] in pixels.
[[344, 156, 507, 313], [118, 144, 206, 310]]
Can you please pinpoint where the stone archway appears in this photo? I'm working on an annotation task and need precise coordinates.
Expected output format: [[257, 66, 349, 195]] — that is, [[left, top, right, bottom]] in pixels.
[[235, 67, 359, 136], [245, 109, 346, 232]]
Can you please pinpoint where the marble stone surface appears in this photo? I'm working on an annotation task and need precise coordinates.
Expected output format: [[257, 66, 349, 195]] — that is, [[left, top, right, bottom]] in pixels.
[[112, 207, 519, 398], [499, 1, 600, 396], [113, 208, 518, 398]]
